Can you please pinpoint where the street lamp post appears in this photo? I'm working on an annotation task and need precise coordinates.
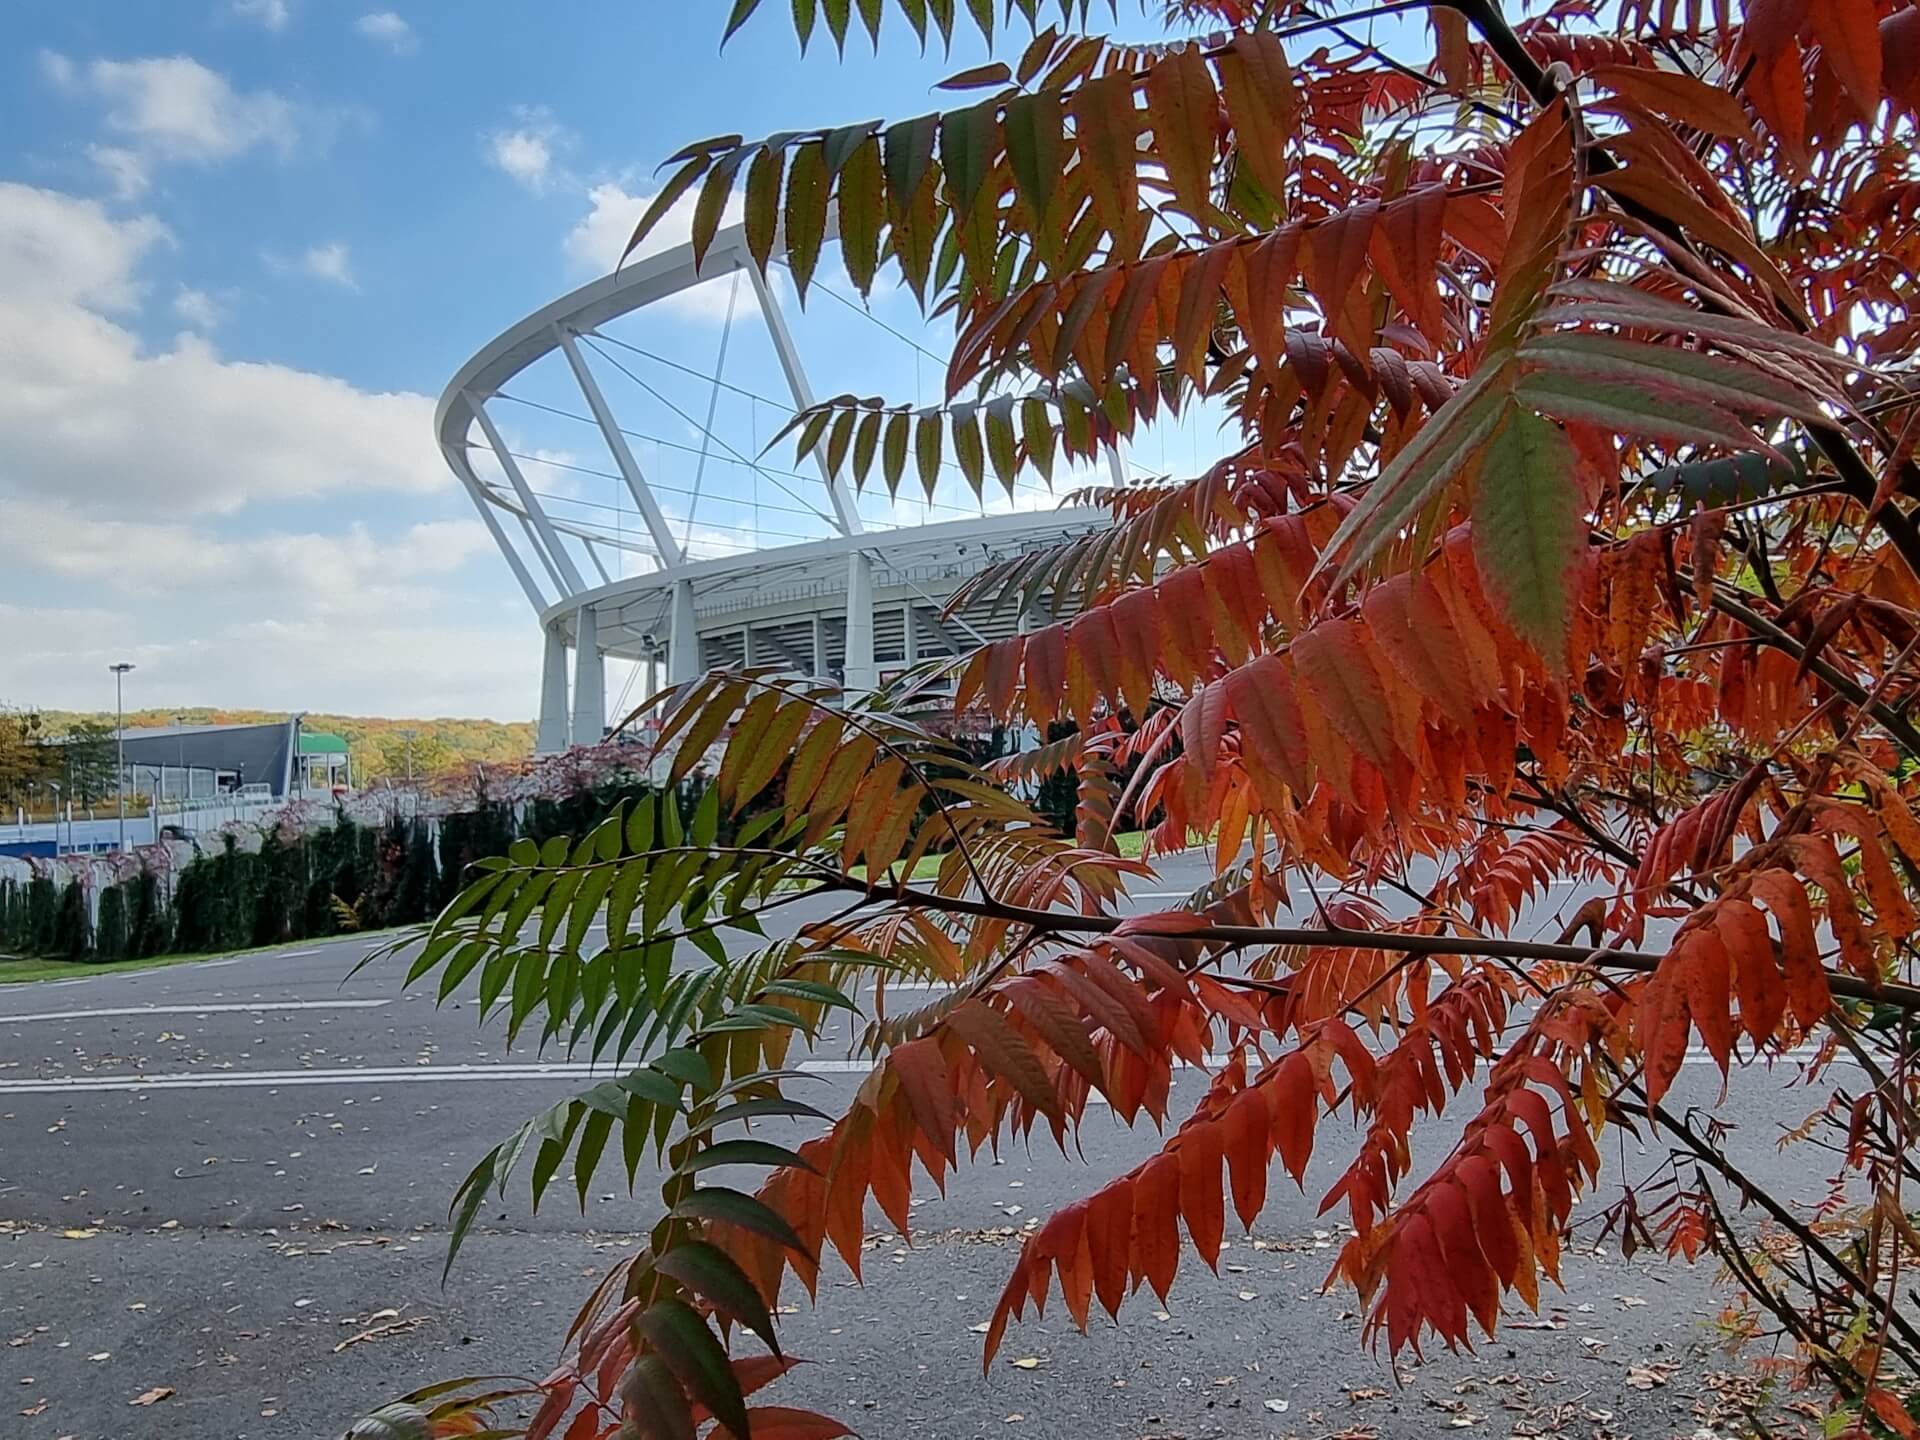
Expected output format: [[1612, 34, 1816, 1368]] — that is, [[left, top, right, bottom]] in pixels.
[[109, 662, 134, 853], [399, 729, 418, 783]]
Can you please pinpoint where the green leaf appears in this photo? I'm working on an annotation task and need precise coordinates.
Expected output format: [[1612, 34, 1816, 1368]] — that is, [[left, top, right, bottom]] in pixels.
[[443, 1146, 504, 1280], [784, 140, 830, 299], [620, 1066, 686, 1106], [915, 411, 944, 498], [881, 409, 910, 494], [722, 0, 764, 45], [1006, 90, 1067, 240], [654, 1047, 714, 1090], [939, 98, 997, 220], [606, 857, 648, 948], [1645, 448, 1806, 511], [623, 158, 710, 265], [675, 1138, 815, 1176], [951, 408, 986, 496], [1470, 404, 1585, 669], [984, 397, 1018, 496], [626, 794, 657, 853], [1321, 357, 1514, 589], [851, 407, 883, 488], [760, 978, 860, 1012], [692, 782, 721, 848], [691, 147, 753, 272], [565, 866, 612, 955], [637, 1299, 748, 1440], [622, 1354, 697, 1440], [573, 1108, 614, 1208], [672, 1185, 809, 1254], [839, 134, 884, 296], [744, 146, 785, 272], [654, 1240, 784, 1355], [692, 1095, 833, 1133]]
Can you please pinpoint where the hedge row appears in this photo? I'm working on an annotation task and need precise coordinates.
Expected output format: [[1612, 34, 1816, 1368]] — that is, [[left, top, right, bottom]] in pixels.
[[0, 774, 687, 963]]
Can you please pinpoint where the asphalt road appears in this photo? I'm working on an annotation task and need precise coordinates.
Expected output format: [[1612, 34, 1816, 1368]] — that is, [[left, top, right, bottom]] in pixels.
[[0, 850, 1847, 1439]]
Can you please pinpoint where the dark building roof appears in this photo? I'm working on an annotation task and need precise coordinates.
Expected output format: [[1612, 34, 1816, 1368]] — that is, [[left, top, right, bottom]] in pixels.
[[116, 720, 301, 797]]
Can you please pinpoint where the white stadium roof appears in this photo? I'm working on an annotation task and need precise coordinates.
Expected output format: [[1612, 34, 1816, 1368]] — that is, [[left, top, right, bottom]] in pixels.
[[437, 221, 1114, 752]]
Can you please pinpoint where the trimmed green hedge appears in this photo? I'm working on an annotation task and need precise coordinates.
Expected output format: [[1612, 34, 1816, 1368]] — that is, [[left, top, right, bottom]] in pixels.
[[0, 774, 690, 963]]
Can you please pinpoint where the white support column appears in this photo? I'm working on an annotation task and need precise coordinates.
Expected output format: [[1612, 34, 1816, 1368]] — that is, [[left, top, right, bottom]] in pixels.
[[668, 580, 700, 685], [442, 442, 549, 613], [514, 512, 568, 595], [1105, 442, 1129, 488], [572, 606, 606, 745], [537, 626, 571, 754], [555, 327, 685, 565], [843, 552, 877, 694], [902, 602, 918, 665], [811, 613, 826, 680], [469, 393, 587, 595], [741, 261, 863, 536], [581, 538, 615, 586]]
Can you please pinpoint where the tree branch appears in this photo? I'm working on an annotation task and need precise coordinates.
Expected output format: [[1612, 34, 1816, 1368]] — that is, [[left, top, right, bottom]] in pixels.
[[870, 877, 1920, 1013]]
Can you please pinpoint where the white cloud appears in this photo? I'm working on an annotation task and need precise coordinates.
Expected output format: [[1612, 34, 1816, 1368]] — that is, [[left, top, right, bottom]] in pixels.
[[231, 0, 292, 30], [0, 499, 491, 611], [353, 11, 418, 55], [487, 107, 568, 192], [293, 240, 355, 288], [564, 182, 757, 322], [0, 184, 538, 718], [173, 286, 223, 329], [43, 52, 305, 192], [88, 144, 150, 199], [0, 182, 437, 518], [0, 601, 538, 719]]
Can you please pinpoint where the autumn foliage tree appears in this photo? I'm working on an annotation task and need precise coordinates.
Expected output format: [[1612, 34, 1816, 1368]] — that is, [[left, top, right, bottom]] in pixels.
[[361, 2, 1920, 1437]]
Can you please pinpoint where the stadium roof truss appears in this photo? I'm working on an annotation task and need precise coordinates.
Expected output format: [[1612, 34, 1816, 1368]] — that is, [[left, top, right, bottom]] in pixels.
[[437, 222, 1110, 753]]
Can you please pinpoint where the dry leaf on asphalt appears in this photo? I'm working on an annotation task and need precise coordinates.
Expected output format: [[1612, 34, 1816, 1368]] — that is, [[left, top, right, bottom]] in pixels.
[[333, 1315, 429, 1353], [130, 1387, 174, 1407]]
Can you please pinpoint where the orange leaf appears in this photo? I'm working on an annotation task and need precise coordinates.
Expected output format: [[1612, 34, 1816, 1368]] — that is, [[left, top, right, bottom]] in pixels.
[[1811, 0, 1883, 117], [1177, 1120, 1226, 1269], [1144, 47, 1221, 225], [1132, 1153, 1181, 1301], [1586, 62, 1755, 139]]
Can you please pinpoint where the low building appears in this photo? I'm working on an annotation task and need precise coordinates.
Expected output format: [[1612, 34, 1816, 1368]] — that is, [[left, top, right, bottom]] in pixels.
[[117, 718, 345, 802]]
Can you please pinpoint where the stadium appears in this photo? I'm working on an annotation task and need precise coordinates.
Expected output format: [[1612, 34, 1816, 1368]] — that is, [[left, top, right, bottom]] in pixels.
[[435, 222, 1128, 753]]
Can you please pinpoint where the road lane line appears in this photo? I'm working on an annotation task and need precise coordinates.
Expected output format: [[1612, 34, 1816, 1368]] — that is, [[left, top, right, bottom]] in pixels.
[[0, 1045, 1849, 1097], [0, 999, 391, 1025]]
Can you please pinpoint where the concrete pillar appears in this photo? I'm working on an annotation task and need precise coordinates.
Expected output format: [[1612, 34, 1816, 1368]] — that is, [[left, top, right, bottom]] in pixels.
[[902, 602, 918, 665], [537, 626, 571, 754], [843, 551, 877, 695], [668, 579, 700, 685], [811, 613, 826, 680], [572, 605, 606, 745]]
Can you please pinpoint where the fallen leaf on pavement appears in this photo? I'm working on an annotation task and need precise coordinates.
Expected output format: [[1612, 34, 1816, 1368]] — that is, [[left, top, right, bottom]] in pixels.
[[1009, 1357, 1042, 1370], [130, 1388, 174, 1407], [332, 1315, 429, 1353]]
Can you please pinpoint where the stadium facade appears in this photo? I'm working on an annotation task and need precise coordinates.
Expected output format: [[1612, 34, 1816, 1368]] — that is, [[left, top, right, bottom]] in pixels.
[[436, 223, 1107, 753]]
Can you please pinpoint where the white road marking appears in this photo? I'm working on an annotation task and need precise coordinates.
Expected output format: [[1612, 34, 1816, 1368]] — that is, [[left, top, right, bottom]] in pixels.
[[0, 999, 390, 1025], [0, 1058, 857, 1095], [0, 1045, 1850, 1097]]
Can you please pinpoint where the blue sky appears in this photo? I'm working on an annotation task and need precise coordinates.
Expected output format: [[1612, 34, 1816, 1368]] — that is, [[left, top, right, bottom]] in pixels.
[[0, 1, 1220, 721]]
